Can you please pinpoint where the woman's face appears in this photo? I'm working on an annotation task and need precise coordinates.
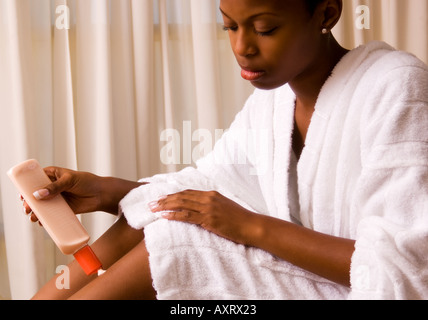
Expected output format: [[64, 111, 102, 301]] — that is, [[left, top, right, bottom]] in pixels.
[[220, 0, 323, 90]]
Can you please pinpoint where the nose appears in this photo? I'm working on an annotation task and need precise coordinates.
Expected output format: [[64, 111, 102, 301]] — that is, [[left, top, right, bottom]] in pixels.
[[232, 29, 258, 58]]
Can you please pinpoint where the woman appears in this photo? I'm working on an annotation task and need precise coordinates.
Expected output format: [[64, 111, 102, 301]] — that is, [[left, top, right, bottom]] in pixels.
[[26, 0, 428, 299]]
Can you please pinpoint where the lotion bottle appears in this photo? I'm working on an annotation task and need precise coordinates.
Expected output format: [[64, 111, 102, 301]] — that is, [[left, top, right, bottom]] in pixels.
[[8, 159, 103, 275]]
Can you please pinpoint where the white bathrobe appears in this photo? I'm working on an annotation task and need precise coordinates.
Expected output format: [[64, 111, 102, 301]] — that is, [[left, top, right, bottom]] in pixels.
[[120, 41, 428, 300]]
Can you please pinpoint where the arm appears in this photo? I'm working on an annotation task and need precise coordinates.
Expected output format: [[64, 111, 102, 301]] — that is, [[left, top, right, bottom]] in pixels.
[[246, 213, 355, 287], [151, 190, 355, 287], [24, 166, 146, 218]]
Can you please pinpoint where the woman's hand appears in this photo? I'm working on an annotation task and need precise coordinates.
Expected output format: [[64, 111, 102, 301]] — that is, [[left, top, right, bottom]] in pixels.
[[149, 190, 260, 246], [22, 167, 105, 222], [23, 167, 145, 222]]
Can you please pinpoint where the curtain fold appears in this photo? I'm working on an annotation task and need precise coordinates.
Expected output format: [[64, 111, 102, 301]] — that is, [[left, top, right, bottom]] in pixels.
[[53, 0, 77, 170], [0, 0, 427, 300], [0, 0, 54, 300]]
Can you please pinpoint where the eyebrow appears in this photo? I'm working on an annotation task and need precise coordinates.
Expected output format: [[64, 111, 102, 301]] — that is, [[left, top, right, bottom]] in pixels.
[[219, 7, 280, 21]]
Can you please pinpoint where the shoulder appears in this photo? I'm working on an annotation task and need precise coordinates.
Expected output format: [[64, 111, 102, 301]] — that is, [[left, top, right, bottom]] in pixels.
[[351, 41, 428, 119], [357, 41, 428, 89]]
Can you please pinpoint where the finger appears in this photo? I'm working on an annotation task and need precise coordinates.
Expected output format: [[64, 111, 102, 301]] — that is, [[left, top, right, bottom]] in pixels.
[[21, 199, 37, 221], [152, 196, 202, 214], [161, 210, 202, 224], [29, 212, 39, 223], [22, 200, 32, 215], [34, 170, 73, 201]]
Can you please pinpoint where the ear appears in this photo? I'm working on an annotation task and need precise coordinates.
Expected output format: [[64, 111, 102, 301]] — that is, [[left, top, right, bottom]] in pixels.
[[316, 0, 343, 32]]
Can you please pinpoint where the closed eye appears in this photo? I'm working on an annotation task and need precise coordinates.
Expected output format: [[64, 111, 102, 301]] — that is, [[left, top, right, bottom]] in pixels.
[[255, 27, 278, 37], [223, 25, 278, 37]]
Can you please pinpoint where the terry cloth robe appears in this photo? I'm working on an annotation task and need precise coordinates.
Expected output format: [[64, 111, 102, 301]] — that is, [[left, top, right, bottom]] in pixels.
[[119, 41, 428, 300]]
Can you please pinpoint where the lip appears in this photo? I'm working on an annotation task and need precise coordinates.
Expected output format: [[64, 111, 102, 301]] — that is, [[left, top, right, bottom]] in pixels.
[[240, 67, 266, 81]]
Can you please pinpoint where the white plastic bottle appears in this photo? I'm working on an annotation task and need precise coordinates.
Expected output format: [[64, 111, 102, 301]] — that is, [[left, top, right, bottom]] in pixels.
[[8, 159, 102, 275]]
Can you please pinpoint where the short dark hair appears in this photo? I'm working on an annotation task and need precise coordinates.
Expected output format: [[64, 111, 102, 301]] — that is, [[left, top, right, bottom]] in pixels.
[[305, 0, 324, 14]]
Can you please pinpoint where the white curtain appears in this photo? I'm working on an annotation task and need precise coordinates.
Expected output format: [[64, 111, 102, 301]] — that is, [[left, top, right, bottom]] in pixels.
[[336, 0, 428, 62], [0, 0, 426, 300]]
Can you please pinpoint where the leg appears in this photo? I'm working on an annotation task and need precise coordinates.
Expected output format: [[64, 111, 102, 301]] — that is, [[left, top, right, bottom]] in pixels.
[[32, 215, 144, 300], [69, 240, 156, 300]]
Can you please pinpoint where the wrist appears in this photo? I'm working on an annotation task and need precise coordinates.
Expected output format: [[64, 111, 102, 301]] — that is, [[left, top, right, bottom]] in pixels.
[[241, 212, 266, 247], [99, 177, 145, 215]]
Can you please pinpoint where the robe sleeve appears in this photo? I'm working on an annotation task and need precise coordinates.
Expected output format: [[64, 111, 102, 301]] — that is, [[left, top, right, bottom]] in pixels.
[[350, 57, 428, 299]]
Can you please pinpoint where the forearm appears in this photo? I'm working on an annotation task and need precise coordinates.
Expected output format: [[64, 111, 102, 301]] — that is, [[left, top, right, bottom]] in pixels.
[[99, 177, 146, 215], [246, 214, 355, 287]]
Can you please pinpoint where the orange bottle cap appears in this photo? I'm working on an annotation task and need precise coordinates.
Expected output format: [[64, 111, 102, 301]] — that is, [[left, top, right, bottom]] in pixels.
[[73, 245, 102, 276]]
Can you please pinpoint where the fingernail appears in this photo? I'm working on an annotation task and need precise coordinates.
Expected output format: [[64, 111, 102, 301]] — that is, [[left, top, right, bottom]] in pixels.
[[23, 207, 32, 216], [161, 211, 172, 218], [148, 201, 159, 211], [33, 189, 49, 200]]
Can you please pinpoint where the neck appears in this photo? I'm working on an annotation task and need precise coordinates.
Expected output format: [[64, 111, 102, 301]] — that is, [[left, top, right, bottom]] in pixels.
[[289, 36, 349, 111]]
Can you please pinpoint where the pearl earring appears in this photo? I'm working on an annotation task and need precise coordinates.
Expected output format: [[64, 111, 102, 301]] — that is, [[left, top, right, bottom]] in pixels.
[[322, 28, 329, 34]]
